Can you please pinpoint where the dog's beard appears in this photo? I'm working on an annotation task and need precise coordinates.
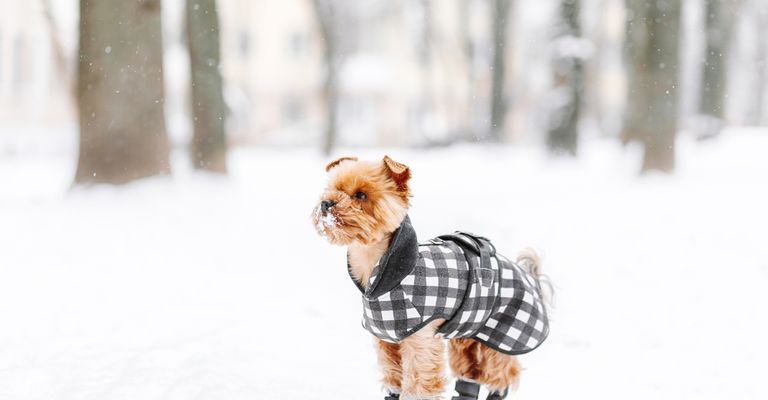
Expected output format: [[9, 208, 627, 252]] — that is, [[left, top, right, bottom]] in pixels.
[[313, 206, 339, 243], [312, 205, 359, 245], [314, 205, 338, 233]]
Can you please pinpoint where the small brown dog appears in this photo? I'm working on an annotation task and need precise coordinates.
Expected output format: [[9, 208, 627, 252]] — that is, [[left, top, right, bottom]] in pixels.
[[313, 156, 549, 400]]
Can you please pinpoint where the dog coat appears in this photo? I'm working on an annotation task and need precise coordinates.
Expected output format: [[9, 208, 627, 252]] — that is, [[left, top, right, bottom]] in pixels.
[[348, 216, 549, 355]]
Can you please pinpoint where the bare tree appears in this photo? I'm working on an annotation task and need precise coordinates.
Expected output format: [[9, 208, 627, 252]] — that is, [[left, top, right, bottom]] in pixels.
[[489, 0, 513, 141], [697, 0, 739, 138], [312, 0, 385, 153], [547, 0, 584, 155], [313, 0, 342, 156], [459, 0, 477, 139], [75, 0, 170, 184], [417, 0, 437, 142], [187, 0, 227, 173], [750, 3, 768, 125], [622, 0, 681, 173], [621, 0, 649, 145]]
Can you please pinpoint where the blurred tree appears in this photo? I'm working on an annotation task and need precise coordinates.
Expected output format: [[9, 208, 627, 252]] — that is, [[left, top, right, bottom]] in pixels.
[[459, 0, 478, 140], [187, 0, 227, 173], [489, 0, 512, 141], [312, 0, 377, 153], [313, 0, 341, 156], [621, 0, 649, 146], [750, 3, 768, 125], [75, 0, 170, 184], [697, 0, 738, 139], [417, 0, 438, 142], [547, 0, 583, 155], [622, 0, 681, 173]]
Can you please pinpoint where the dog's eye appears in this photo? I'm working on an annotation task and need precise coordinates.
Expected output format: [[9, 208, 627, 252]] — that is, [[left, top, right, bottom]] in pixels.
[[354, 191, 368, 200]]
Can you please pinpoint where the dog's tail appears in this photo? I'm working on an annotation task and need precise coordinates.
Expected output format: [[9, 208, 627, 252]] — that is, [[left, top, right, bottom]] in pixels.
[[516, 247, 542, 278], [517, 247, 554, 307]]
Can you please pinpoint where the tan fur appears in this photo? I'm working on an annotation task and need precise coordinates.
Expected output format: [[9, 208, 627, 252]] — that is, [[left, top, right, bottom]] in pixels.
[[348, 238, 391, 288], [325, 156, 358, 172], [382, 155, 412, 196], [376, 339, 403, 393], [448, 338, 482, 381], [398, 320, 447, 399], [313, 156, 526, 399], [477, 342, 522, 392], [517, 247, 542, 277], [448, 339, 521, 392]]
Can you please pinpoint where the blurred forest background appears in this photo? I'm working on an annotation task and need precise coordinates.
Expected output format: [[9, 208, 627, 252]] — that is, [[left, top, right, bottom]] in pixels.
[[0, 0, 763, 182], [2, 2, 768, 398]]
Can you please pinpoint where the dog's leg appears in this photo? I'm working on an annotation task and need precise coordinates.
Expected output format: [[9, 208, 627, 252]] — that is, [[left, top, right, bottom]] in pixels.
[[399, 321, 447, 400], [448, 338, 482, 381], [376, 339, 403, 396], [448, 338, 482, 399], [476, 342, 521, 395]]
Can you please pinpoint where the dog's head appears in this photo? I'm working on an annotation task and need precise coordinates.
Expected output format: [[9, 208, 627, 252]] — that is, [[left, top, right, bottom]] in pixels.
[[312, 156, 411, 246]]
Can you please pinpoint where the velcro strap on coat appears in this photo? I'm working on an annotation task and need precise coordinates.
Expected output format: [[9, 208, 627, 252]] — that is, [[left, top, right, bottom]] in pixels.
[[437, 232, 495, 257]]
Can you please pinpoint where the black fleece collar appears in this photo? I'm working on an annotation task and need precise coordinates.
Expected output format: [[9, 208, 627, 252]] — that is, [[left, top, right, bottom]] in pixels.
[[347, 215, 419, 298]]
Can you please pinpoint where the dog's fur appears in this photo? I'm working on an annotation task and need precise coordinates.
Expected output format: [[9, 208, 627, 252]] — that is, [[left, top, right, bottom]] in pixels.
[[313, 156, 529, 399]]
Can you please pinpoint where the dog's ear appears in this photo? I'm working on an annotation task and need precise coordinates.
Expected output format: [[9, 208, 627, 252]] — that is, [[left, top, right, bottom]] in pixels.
[[383, 155, 411, 191], [325, 156, 358, 172]]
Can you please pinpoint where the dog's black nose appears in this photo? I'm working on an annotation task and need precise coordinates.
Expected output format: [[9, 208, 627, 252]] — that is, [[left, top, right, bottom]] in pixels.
[[321, 200, 336, 212]]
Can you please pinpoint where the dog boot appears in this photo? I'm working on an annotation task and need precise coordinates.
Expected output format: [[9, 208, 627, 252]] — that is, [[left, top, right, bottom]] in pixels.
[[384, 393, 399, 400], [451, 379, 480, 400], [486, 387, 509, 400]]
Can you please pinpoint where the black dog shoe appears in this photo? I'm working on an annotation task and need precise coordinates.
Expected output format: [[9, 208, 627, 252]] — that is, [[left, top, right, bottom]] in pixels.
[[452, 379, 481, 400], [486, 387, 509, 400], [384, 393, 399, 400]]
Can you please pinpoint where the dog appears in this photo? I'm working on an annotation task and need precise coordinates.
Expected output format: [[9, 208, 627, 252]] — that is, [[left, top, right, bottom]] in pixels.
[[312, 156, 549, 400]]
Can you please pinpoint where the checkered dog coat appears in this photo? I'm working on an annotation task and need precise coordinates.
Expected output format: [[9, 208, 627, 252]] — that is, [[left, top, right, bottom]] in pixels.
[[348, 216, 549, 355]]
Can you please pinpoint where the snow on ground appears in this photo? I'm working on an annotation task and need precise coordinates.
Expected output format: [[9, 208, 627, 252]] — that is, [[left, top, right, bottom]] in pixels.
[[1, 131, 767, 399]]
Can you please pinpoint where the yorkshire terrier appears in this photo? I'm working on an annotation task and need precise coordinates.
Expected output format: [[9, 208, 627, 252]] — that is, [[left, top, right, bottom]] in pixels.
[[313, 156, 549, 400]]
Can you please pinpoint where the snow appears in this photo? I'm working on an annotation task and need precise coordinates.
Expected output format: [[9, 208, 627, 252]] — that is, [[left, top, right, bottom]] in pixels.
[[1, 130, 768, 399], [314, 205, 338, 238]]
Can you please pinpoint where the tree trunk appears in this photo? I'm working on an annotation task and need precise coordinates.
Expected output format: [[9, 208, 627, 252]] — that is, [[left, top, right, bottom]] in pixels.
[[75, 0, 170, 185], [698, 0, 737, 137], [313, 0, 340, 156], [321, 65, 339, 156], [459, 0, 477, 140], [187, 0, 227, 173], [752, 6, 768, 125], [547, 0, 583, 155], [640, 0, 681, 173], [489, 0, 512, 141], [621, 0, 650, 145], [623, 0, 680, 173]]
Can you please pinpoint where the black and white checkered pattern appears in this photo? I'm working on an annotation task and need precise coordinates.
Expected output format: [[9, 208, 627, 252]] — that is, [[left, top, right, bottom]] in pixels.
[[359, 235, 549, 355]]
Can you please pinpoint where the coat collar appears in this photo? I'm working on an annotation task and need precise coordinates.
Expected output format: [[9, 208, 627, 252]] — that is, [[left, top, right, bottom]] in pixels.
[[347, 215, 419, 298]]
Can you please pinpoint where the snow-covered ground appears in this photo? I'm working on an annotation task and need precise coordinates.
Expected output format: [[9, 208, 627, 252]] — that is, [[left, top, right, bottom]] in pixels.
[[1, 131, 767, 399]]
